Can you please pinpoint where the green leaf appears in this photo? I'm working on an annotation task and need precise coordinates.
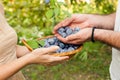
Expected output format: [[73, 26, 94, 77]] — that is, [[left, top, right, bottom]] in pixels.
[[62, 10, 71, 17], [37, 40, 45, 47], [54, 8, 60, 16], [27, 40, 39, 49], [50, 0, 55, 5], [45, 9, 54, 19]]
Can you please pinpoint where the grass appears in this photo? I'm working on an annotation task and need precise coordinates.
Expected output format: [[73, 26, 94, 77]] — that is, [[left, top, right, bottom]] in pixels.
[[22, 41, 112, 80]]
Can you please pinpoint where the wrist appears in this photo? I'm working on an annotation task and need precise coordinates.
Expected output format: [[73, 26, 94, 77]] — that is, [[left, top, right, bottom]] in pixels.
[[22, 54, 34, 65], [105, 13, 116, 30], [89, 14, 109, 29], [92, 15, 106, 28], [24, 53, 41, 65], [94, 29, 104, 41], [90, 13, 115, 30]]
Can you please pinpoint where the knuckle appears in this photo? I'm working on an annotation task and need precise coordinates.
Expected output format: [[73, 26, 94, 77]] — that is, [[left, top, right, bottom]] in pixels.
[[49, 58, 54, 62]]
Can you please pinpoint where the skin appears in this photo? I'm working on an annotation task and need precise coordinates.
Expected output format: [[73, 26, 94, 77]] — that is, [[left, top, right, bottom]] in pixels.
[[0, 4, 4, 16], [53, 13, 120, 49], [0, 5, 69, 80], [0, 46, 69, 80], [16, 45, 31, 58]]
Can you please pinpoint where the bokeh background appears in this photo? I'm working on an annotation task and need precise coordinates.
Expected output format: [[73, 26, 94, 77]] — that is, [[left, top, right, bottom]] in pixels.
[[1, 0, 118, 80]]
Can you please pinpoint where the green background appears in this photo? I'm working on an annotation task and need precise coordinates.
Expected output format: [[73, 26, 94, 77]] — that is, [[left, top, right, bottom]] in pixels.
[[1, 0, 117, 80]]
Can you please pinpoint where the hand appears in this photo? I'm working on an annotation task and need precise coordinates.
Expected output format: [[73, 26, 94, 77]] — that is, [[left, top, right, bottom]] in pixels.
[[27, 46, 69, 66], [53, 14, 102, 42], [53, 14, 99, 34], [56, 28, 92, 45], [54, 13, 115, 35], [16, 45, 31, 58]]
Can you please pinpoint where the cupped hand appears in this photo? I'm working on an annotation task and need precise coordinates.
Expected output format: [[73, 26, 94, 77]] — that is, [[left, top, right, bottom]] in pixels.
[[53, 14, 99, 42], [27, 46, 69, 66], [56, 28, 92, 45], [53, 14, 96, 34]]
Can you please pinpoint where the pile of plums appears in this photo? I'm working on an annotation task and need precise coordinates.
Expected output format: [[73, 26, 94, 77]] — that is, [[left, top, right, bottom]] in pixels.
[[43, 27, 80, 53]]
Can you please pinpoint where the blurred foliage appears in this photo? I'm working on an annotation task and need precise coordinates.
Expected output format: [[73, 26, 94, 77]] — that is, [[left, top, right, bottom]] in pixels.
[[1, 0, 117, 41], [1, 0, 117, 59], [0, 0, 118, 80]]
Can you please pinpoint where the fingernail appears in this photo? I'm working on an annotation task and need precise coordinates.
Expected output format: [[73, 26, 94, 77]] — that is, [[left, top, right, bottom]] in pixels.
[[54, 46, 59, 49]]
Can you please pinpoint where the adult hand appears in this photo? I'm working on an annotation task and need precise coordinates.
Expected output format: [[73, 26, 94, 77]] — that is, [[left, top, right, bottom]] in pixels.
[[53, 14, 96, 43], [53, 14, 98, 44], [59, 28, 92, 45], [53, 14, 99, 34], [54, 13, 115, 34], [27, 46, 69, 66], [53, 13, 115, 44]]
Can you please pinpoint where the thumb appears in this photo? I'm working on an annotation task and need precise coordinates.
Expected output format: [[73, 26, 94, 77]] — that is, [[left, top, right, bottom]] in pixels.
[[32, 46, 59, 55], [66, 34, 78, 41], [45, 46, 59, 54]]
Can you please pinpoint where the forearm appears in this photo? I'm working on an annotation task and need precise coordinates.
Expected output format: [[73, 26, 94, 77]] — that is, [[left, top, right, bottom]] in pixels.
[[16, 45, 30, 58], [94, 29, 120, 49], [0, 4, 4, 16], [0, 54, 31, 80], [92, 13, 116, 30]]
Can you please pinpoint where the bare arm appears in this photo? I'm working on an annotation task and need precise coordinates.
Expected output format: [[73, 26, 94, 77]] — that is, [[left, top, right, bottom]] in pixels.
[[16, 45, 30, 58], [62, 28, 120, 49], [93, 13, 116, 30], [53, 13, 116, 36], [0, 54, 31, 80], [94, 29, 120, 49], [0, 3, 4, 16], [0, 46, 69, 80]]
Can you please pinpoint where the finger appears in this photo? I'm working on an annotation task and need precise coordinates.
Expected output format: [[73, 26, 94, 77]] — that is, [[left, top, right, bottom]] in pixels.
[[50, 56, 69, 62], [44, 46, 60, 54], [66, 40, 82, 45], [53, 17, 74, 34], [66, 34, 79, 41], [35, 46, 59, 55], [39, 55, 69, 66], [56, 34, 68, 43]]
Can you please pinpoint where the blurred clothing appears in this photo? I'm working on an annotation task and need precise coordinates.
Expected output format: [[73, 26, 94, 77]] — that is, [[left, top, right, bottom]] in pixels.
[[110, 0, 120, 80], [0, 5, 25, 80]]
